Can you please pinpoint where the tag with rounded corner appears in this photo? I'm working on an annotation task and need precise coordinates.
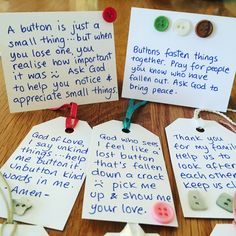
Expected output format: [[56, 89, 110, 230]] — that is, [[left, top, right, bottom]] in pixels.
[[0, 224, 49, 236], [0, 117, 91, 230], [165, 118, 236, 219], [82, 120, 178, 227], [210, 224, 236, 236]]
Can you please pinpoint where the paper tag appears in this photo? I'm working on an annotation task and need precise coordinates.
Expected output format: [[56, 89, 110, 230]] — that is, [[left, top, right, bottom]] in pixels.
[[0, 224, 49, 236], [105, 234, 159, 236], [0, 11, 118, 113], [210, 224, 236, 236], [105, 232, 159, 236], [166, 118, 236, 218], [104, 223, 160, 236], [82, 120, 177, 227], [0, 117, 91, 230], [122, 8, 236, 111]]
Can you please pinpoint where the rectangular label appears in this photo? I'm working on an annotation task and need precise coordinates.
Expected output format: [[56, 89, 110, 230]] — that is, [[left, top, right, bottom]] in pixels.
[[0, 12, 118, 112], [122, 8, 236, 111]]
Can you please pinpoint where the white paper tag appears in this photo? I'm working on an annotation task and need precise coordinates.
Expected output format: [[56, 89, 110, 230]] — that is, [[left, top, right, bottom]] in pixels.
[[82, 120, 177, 227], [105, 233, 159, 236], [210, 224, 236, 236], [0, 12, 118, 113], [0, 224, 49, 236], [104, 223, 160, 236], [0, 117, 91, 230], [122, 8, 236, 112], [166, 118, 236, 218]]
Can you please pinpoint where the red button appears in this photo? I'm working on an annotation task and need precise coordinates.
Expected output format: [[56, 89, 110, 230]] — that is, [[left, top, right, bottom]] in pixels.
[[103, 7, 117, 23], [152, 202, 174, 224]]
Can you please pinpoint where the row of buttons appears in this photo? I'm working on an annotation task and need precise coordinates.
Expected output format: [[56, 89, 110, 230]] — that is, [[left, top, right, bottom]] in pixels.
[[102, 8, 213, 38], [188, 191, 234, 213], [152, 191, 234, 225], [154, 16, 213, 38], [152, 192, 234, 225]]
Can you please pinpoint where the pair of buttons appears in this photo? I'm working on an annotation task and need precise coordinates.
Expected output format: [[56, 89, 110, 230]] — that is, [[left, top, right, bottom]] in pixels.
[[152, 202, 174, 224], [188, 191, 233, 213], [154, 16, 191, 36], [154, 16, 213, 38]]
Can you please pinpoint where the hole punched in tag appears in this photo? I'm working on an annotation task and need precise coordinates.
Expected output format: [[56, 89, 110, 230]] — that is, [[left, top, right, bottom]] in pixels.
[[50, 102, 79, 133], [122, 99, 148, 133], [196, 127, 205, 133], [65, 103, 78, 133], [193, 108, 236, 133]]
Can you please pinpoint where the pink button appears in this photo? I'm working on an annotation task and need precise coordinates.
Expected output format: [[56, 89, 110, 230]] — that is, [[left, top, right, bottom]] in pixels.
[[152, 202, 174, 224]]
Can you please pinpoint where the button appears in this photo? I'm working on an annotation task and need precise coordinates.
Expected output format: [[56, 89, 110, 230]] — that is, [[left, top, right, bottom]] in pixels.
[[13, 197, 32, 215], [173, 19, 191, 36], [152, 202, 174, 224], [188, 190, 207, 210], [195, 20, 213, 38], [154, 16, 169, 32], [216, 192, 233, 213], [102, 7, 117, 23]]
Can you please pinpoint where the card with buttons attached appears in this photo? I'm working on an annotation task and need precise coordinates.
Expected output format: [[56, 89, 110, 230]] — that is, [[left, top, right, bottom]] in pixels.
[[122, 7, 236, 112], [0, 11, 118, 113], [82, 120, 178, 227], [165, 118, 236, 218], [0, 117, 91, 230]]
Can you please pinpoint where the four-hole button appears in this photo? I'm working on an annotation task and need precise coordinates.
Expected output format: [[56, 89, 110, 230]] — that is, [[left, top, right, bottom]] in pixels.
[[152, 202, 174, 224]]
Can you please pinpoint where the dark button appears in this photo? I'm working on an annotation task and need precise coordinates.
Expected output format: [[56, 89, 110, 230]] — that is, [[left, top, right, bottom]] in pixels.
[[195, 20, 213, 38], [154, 16, 169, 32], [102, 7, 117, 23]]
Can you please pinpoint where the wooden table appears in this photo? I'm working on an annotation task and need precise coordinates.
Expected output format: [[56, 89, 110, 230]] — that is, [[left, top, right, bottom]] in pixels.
[[0, 0, 236, 235]]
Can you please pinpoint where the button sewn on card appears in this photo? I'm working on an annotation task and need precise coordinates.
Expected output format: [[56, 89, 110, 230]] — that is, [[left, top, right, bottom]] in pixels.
[[188, 190, 207, 210], [154, 16, 169, 32], [173, 19, 191, 36], [195, 20, 213, 38], [216, 192, 233, 213], [152, 202, 174, 224], [13, 197, 32, 216], [102, 7, 117, 23]]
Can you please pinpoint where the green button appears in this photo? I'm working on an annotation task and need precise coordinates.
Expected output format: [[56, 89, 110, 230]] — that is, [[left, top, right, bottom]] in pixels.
[[188, 190, 207, 211], [154, 16, 169, 32], [216, 193, 233, 213]]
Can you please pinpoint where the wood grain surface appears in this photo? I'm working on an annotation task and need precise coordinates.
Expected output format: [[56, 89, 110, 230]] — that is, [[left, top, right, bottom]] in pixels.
[[0, 0, 236, 235]]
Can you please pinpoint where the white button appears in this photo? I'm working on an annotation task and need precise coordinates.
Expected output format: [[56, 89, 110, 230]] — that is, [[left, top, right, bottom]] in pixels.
[[13, 197, 32, 215], [173, 19, 191, 36]]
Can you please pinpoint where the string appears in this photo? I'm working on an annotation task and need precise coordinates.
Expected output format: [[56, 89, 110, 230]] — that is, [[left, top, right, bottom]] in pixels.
[[0, 222, 17, 236], [65, 102, 78, 132], [123, 99, 148, 132], [0, 188, 10, 223], [0, 172, 17, 236], [193, 108, 236, 127], [227, 108, 236, 113], [219, 120, 236, 133], [51, 102, 79, 131]]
